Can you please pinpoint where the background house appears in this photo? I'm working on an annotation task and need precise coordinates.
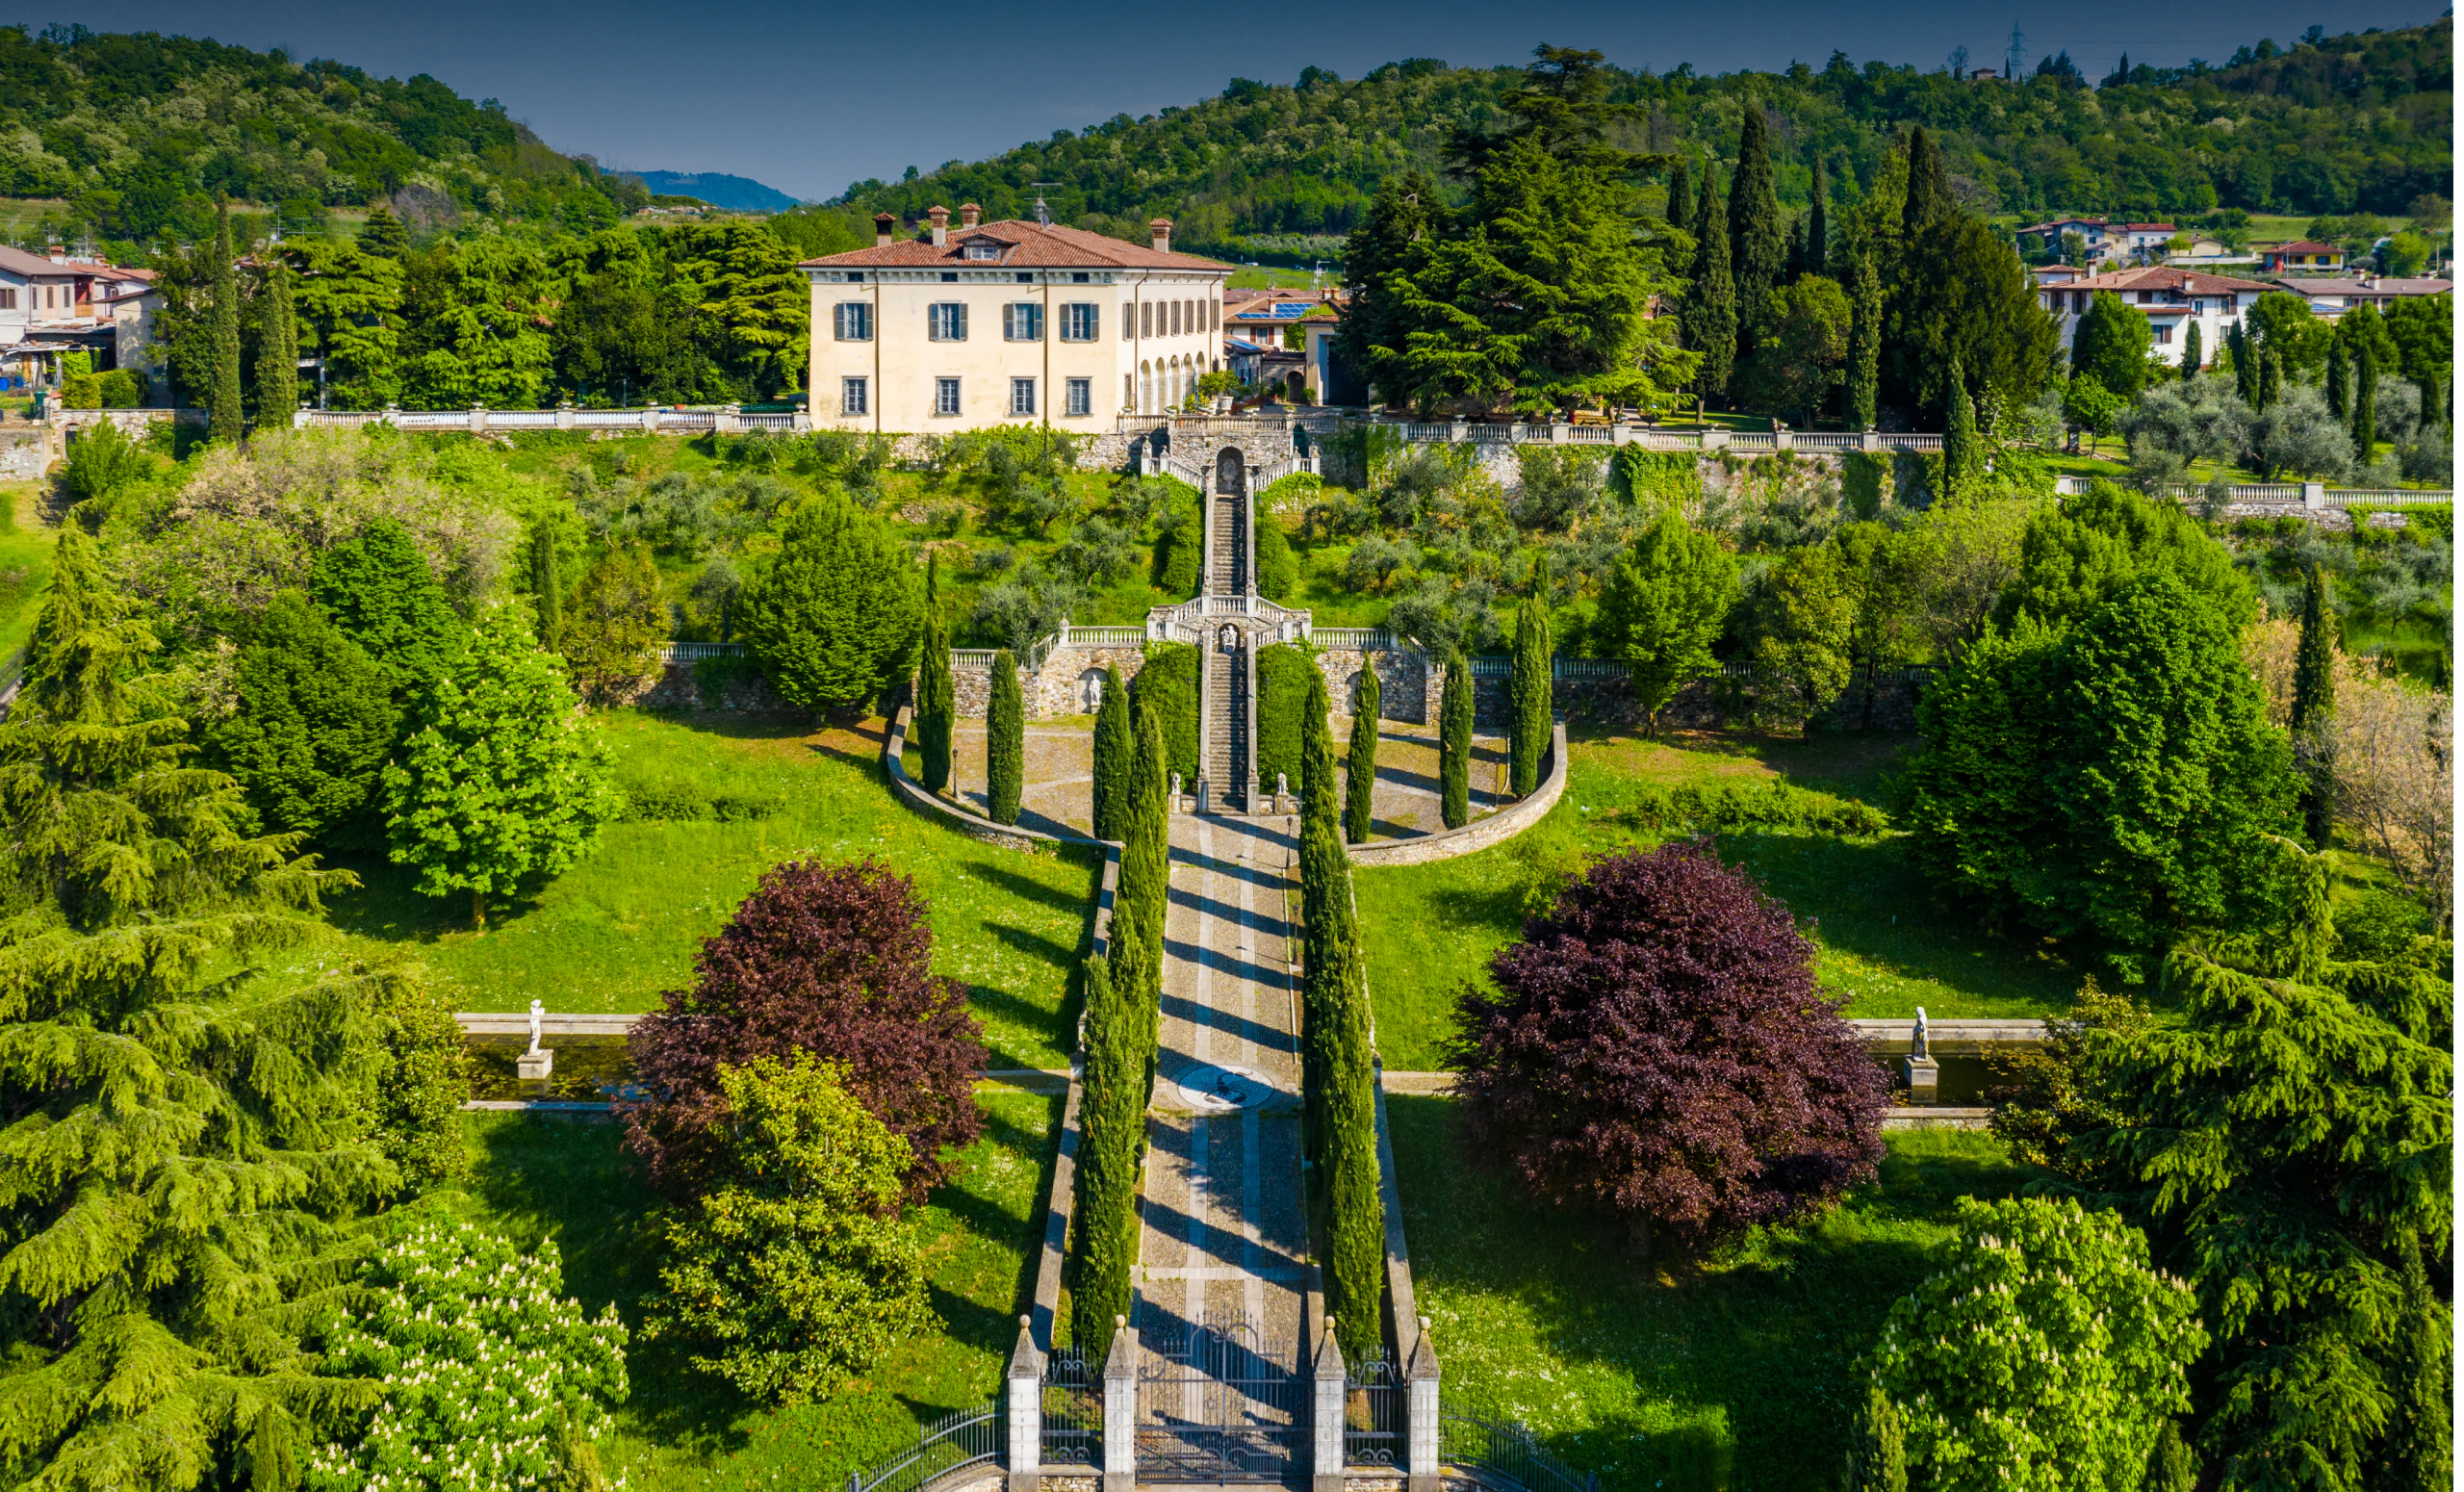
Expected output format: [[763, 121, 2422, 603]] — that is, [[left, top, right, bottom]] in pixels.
[[2260, 240, 2348, 273], [2038, 267, 2272, 369]]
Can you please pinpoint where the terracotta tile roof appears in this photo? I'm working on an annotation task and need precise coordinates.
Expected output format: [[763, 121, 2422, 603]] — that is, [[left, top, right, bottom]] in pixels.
[[0, 245, 80, 278], [2048, 267, 2275, 296], [2270, 241, 2341, 255], [801, 219, 1230, 271]]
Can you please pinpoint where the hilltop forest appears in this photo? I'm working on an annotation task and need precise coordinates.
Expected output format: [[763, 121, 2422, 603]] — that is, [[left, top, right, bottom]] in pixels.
[[844, 18, 2451, 253]]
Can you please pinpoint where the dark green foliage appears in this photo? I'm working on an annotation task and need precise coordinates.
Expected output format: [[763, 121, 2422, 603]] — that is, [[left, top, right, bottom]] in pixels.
[[2325, 336, 2350, 420], [1994, 482, 2254, 633], [1335, 168, 1447, 402], [1129, 641, 1199, 789], [2353, 341, 2380, 457], [1104, 702, 1171, 1053], [309, 517, 468, 685], [1939, 360, 1979, 502], [2293, 566, 2337, 845], [1255, 499, 1298, 601], [1296, 667, 1384, 1358], [2387, 1247, 2452, 1492], [2232, 322, 2258, 405], [1345, 663, 1379, 844], [1438, 650, 1473, 830], [206, 589, 401, 849], [1153, 480, 1203, 595], [986, 649, 1023, 826], [254, 254, 298, 424], [1613, 780, 1887, 837], [529, 524, 564, 650], [1683, 173, 1737, 404], [357, 204, 408, 260], [1900, 125, 1952, 235], [1253, 642, 1317, 795], [1907, 567, 2297, 971], [1843, 1386, 1908, 1492], [1845, 245, 1881, 428], [1729, 100, 1784, 351], [2180, 320, 2202, 377], [740, 491, 921, 715], [2070, 292, 2156, 401], [1664, 159, 1692, 232], [2258, 346, 2282, 408], [914, 583, 956, 795], [1091, 664, 1131, 842], [1886, 213, 2062, 418], [0, 529, 398, 1482], [208, 202, 244, 443], [371, 966, 475, 1189], [1067, 954, 1150, 1358], [2144, 1422, 2196, 1492], [1508, 586, 1551, 797], [1805, 157, 1828, 281]]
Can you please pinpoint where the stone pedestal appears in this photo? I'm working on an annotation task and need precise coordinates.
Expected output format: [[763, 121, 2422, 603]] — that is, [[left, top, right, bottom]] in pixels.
[[518, 1047, 554, 1095], [1903, 1056, 1940, 1106]]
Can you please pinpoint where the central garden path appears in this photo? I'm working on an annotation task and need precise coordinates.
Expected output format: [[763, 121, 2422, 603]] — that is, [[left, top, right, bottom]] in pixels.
[[1133, 811, 1309, 1459]]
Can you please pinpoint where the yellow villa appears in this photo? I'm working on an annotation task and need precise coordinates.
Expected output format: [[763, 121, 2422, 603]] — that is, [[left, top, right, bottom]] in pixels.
[[800, 204, 1231, 431]]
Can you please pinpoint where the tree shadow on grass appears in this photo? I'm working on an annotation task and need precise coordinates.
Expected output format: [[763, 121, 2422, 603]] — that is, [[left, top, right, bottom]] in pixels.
[[1387, 1094, 2040, 1492], [965, 854, 1104, 919]]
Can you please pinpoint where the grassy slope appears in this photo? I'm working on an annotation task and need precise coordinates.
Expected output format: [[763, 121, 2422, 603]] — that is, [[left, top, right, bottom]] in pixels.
[[1395, 1098, 2037, 1492], [1358, 726, 2077, 1070], [0, 485, 58, 664], [455, 1091, 1056, 1490], [302, 710, 1098, 1068]]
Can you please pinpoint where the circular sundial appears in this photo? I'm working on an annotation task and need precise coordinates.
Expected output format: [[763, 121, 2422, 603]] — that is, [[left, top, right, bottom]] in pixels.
[[1172, 1064, 1273, 1111]]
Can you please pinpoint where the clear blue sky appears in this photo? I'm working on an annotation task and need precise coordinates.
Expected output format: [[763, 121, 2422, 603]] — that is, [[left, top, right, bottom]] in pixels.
[[11, 1, 2448, 200]]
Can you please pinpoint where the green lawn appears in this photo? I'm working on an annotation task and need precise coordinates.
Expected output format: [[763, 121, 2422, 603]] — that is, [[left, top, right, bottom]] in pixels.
[[1394, 1097, 2038, 1492], [1358, 726, 2077, 1069], [300, 709, 1099, 1068], [0, 486, 58, 665], [454, 1090, 1057, 1490]]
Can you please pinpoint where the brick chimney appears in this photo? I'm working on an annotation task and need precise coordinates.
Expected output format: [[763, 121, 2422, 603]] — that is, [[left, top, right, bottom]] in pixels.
[[1149, 217, 1172, 254], [929, 205, 950, 247], [873, 213, 895, 249], [960, 202, 981, 229]]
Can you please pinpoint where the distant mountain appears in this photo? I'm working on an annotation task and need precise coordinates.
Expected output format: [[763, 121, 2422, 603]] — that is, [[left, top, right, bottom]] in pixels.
[[628, 170, 800, 212]]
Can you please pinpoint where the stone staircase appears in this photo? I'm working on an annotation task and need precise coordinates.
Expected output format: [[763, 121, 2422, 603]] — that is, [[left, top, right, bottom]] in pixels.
[[1208, 497, 1245, 595], [1202, 641, 1246, 808]]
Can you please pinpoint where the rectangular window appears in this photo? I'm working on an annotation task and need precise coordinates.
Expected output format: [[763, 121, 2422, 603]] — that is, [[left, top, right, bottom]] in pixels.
[[841, 376, 868, 416], [1003, 302, 1044, 342], [1061, 302, 1098, 341], [928, 302, 967, 341], [0, 288, 13, 309], [1073, 271, 1091, 284], [1011, 377, 1037, 417], [936, 377, 962, 416], [2154, 324, 2172, 345], [1065, 377, 1091, 417], [1170, 300, 1182, 336], [1141, 302, 1152, 338], [834, 302, 873, 341]]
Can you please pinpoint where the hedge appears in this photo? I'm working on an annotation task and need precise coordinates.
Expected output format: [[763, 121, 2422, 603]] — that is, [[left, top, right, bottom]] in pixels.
[[1254, 498, 1298, 602], [1130, 641, 1199, 789], [1253, 642, 1317, 795], [1612, 780, 1889, 837], [1151, 478, 1203, 596]]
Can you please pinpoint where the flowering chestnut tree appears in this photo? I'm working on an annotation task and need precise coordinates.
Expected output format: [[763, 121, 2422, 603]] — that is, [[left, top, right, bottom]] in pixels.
[[308, 1220, 628, 1492], [1448, 839, 1887, 1253], [1861, 1196, 2206, 1492]]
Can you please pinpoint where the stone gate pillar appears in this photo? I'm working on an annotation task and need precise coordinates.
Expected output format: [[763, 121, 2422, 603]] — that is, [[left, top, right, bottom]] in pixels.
[[1312, 1323, 1348, 1492], [1006, 1316, 1043, 1492], [1405, 1317, 1441, 1492], [1101, 1319, 1137, 1492]]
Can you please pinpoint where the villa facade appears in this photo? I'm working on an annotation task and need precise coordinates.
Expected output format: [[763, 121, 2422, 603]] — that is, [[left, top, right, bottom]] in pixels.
[[800, 206, 1231, 431]]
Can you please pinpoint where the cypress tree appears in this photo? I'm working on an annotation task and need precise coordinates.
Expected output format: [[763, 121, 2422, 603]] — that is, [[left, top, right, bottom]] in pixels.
[[2324, 336, 2349, 420], [1806, 157, 1829, 280], [530, 525, 563, 650], [357, 202, 408, 259], [1784, 213, 1807, 283], [914, 555, 956, 794], [1684, 175, 1736, 413], [2387, 1247, 2453, 1492], [2352, 343, 2378, 459], [2292, 566, 2337, 846], [1508, 580, 1552, 797], [208, 201, 244, 443], [1843, 1385, 1908, 1492], [1066, 952, 1150, 1359], [1730, 101, 1784, 348], [1438, 650, 1473, 831], [2180, 320, 2202, 379], [1900, 124, 1952, 235], [1091, 663, 1131, 841], [1344, 662, 1379, 844], [1846, 244, 1881, 428], [2230, 322, 2257, 406], [987, 649, 1023, 825], [1108, 701, 1170, 1019], [1665, 159, 1692, 234], [2259, 346, 2282, 409], [1941, 358, 1979, 502], [1296, 667, 1383, 1359], [256, 253, 298, 426]]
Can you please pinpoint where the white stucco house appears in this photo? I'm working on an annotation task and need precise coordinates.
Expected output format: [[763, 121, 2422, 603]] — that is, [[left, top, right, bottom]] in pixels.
[[2038, 267, 2275, 370]]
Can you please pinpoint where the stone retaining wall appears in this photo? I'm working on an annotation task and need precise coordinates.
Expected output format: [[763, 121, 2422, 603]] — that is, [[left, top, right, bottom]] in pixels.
[[598, 658, 791, 713], [1312, 647, 1431, 726], [1347, 720, 1569, 867]]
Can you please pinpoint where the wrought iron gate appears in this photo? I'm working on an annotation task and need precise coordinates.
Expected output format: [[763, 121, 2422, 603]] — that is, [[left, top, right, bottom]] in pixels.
[[1041, 1347, 1100, 1470], [1345, 1351, 1402, 1469], [1136, 1312, 1300, 1481]]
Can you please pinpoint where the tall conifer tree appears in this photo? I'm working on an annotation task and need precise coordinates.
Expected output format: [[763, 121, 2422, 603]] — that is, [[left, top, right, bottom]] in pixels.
[[1806, 157, 1829, 280], [2230, 322, 2257, 406], [1900, 125, 1952, 236], [986, 649, 1023, 826], [2292, 566, 2337, 846], [1941, 358, 1980, 502], [1344, 662, 1379, 844], [1438, 650, 1473, 830], [208, 201, 244, 443], [1091, 663, 1131, 842], [1730, 101, 1784, 349], [2258, 347, 2282, 409], [914, 555, 956, 793], [2352, 343, 2378, 458], [255, 254, 298, 425], [1664, 159, 1692, 233], [1846, 244, 1881, 428], [1684, 174, 1736, 412], [1508, 579, 1552, 797], [2180, 320, 2202, 379], [2324, 336, 2349, 420], [1107, 702, 1170, 1022], [1066, 948, 1150, 1360]]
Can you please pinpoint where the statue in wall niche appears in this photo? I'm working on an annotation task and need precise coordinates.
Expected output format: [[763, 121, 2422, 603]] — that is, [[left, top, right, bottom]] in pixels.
[[1911, 1006, 1930, 1061]]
